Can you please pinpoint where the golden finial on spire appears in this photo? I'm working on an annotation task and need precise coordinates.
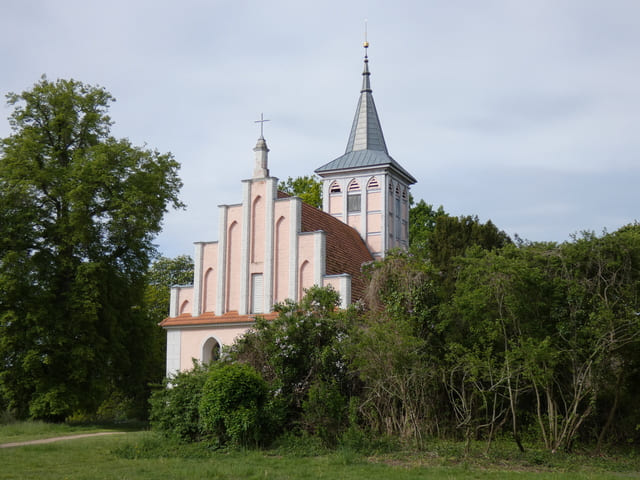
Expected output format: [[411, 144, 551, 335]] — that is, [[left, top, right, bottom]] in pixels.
[[363, 19, 369, 48]]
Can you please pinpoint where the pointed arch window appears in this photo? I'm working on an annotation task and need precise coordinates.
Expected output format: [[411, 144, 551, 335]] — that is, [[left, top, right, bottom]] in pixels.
[[367, 177, 380, 190], [179, 300, 190, 315], [329, 181, 341, 193]]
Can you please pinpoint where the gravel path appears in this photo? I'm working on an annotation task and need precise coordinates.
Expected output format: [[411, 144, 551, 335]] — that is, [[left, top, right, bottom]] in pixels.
[[0, 431, 127, 448]]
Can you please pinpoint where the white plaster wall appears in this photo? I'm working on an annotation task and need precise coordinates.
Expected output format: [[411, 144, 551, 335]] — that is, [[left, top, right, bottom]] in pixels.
[[166, 329, 181, 377]]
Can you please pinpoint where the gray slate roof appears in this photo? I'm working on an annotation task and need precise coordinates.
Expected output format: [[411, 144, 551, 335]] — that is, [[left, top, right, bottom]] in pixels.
[[315, 49, 416, 185]]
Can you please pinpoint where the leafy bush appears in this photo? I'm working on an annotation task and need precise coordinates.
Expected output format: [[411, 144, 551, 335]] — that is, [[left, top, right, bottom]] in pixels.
[[301, 379, 347, 446], [149, 361, 209, 442], [229, 285, 358, 434], [199, 362, 269, 447]]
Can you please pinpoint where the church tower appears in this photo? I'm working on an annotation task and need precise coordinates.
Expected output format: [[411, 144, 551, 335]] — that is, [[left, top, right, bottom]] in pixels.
[[315, 41, 416, 258]]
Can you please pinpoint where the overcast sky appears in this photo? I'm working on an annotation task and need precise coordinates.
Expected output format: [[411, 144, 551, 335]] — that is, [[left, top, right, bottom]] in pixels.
[[2, 0, 638, 258]]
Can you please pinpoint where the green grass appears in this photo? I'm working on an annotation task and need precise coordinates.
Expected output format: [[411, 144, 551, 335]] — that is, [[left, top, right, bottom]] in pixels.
[[1, 424, 639, 479]]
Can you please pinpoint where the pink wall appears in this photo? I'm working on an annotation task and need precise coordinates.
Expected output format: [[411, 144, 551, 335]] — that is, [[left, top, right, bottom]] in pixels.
[[226, 216, 241, 312], [202, 243, 218, 313], [274, 215, 289, 303], [297, 234, 315, 299], [323, 276, 340, 293], [367, 190, 382, 211], [367, 212, 382, 232], [329, 194, 342, 214], [177, 287, 193, 315], [299, 261, 312, 299], [367, 234, 382, 253], [179, 325, 251, 370], [251, 183, 266, 265]]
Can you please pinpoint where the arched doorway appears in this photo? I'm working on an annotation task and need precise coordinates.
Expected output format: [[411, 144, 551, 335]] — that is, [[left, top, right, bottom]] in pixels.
[[201, 337, 221, 364]]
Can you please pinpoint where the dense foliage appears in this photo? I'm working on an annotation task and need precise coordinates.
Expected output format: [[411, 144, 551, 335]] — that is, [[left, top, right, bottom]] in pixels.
[[199, 363, 269, 447], [0, 76, 183, 420], [149, 362, 208, 442], [143, 255, 194, 385], [230, 285, 359, 445], [357, 218, 640, 453], [149, 194, 639, 454], [278, 175, 322, 208], [151, 286, 359, 447]]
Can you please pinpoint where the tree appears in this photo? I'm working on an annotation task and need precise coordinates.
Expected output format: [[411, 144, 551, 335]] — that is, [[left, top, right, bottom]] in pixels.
[[357, 252, 448, 446], [445, 228, 640, 453], [408, 199, 447, 256], [278, 175, 322, 208], [443, 244, 562, 452], [0, 76, 183, 420], [429, 215, 511, 296], [143, 255, 194, 389], [144, 255, 194, 327]]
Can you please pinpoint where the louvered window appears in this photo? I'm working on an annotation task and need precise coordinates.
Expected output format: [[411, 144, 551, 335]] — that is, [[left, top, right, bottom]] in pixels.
[[367, 177, 380, 190], [348, 180, 361, 192], [330, 181, 341, 193]]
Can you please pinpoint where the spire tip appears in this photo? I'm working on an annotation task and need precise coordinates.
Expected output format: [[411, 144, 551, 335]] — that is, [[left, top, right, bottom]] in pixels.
[[363, 19, 369, 49]]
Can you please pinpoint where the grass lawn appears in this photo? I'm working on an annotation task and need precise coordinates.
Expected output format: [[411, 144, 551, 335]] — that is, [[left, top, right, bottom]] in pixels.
[[1, 425, 639, 479], [0, 420, 141, 444]]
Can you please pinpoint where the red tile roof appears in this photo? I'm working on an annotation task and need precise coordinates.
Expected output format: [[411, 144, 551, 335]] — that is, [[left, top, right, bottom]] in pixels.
[[160, 311, 278, 328], [296, 196, 373, 302]]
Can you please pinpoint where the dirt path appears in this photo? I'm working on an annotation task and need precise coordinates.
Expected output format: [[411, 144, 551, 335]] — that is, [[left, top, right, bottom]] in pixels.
[[0, 431, 127, 448]]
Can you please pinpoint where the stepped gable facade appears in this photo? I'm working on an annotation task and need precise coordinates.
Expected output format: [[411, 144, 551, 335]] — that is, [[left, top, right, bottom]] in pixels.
[[161, 42, 416, 375]]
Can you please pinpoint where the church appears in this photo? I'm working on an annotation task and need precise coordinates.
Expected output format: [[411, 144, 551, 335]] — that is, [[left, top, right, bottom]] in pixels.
[[161, 42, 417, 376]]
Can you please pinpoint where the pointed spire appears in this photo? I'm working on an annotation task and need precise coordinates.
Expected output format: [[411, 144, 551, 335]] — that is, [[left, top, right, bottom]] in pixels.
[[345, 39, 388, 154], [361, 32, 371, 93], [315, 34, 416, 186]]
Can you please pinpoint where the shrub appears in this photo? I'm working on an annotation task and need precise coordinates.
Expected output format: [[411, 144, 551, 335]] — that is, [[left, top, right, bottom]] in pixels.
[[301, 379, 347, 446], [149, 361, 209, 442], [229, 285, 358, 432], [199, 362, 269, 447]]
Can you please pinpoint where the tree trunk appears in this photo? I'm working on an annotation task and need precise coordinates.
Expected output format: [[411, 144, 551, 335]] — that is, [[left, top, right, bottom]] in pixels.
[[594, 370, 623, 455]]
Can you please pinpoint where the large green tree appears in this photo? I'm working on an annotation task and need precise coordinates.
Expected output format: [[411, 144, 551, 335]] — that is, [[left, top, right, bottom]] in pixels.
[[408, 199, 447, 256], [0, 76, 183, 420], [278, 175, 322, 208], [144, 255, 194, 327], [143, 255, 194, 385]]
